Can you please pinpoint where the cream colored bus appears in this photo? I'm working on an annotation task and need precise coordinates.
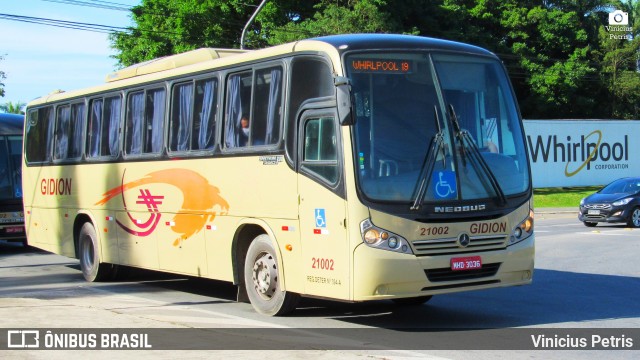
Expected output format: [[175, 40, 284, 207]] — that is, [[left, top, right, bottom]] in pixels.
[[23, 34, 534, 316]]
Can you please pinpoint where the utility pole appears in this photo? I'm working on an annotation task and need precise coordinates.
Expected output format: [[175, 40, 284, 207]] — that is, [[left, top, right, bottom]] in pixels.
[[240, 0, 269, 50]]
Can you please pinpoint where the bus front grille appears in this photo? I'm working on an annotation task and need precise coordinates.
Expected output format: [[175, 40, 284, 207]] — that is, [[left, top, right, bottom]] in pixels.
[[425, 263, 501, 282], [411, 235, 507, 256]]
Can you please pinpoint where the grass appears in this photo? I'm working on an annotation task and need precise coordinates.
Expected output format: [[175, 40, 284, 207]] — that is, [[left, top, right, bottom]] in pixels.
[[533, 186, 601, 208]]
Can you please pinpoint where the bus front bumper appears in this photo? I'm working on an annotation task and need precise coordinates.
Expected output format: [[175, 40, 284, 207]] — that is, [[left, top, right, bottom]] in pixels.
[[352, 235, 534, 301]]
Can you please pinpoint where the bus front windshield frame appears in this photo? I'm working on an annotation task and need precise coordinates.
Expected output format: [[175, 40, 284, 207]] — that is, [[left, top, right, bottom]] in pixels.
[[346, 51, 530, 210]]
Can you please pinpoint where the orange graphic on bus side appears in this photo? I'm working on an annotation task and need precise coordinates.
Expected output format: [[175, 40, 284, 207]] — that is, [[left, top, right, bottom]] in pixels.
[[95, 169, 229, 246]]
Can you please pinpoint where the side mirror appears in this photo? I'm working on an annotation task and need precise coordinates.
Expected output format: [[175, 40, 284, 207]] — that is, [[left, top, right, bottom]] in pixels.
[[335, 76, 354, 126]]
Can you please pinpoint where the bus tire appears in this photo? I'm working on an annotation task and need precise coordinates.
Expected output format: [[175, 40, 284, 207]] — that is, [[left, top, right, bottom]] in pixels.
[[78, 222, 110, 282], [244, 234, 299, 316], [392, 295, 433, 306]]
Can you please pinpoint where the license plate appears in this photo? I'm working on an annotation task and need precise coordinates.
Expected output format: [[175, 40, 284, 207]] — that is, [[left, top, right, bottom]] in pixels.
[[588, 209, 600, 215], [451, 256, 482, 271], [5, 226, 24, 233]]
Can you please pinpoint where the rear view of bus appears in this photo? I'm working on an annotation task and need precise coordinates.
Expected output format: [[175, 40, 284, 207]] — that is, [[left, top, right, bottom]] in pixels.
[[0, 113, 25, 244], [337, 36, 534, 303]]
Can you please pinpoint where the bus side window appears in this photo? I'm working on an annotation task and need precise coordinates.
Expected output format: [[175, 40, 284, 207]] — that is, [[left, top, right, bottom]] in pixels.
[[69, 103, 85, 160], [169, 77, 218, 153], [145, 88, 166, 154], [103, 96, 121, 157], [87, 99, 103, 158], [26, 107, 55, 163], [126, 91, 145, 155], [54, 105, 71, 160], [252, 67, 282, 146], [302, 116, 338, 184], [225, 71, 252, 148], [170, 82, 194, 152], [193, 78, 218, 151], [287, 58, 334, 163]]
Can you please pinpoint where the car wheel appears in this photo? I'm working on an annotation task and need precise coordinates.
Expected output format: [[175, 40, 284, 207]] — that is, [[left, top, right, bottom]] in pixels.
[[583, 221, 597, 227], [627, 208, 640, 228], [244, 234, 300, 316]]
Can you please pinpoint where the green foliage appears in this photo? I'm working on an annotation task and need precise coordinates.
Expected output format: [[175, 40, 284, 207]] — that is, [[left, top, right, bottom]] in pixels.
[[0, 54, 6, 98], [0, 101, 26, 115], [268, 0, 396, 44], [533, 187, 601, 208], [109, 0, 640, 120]]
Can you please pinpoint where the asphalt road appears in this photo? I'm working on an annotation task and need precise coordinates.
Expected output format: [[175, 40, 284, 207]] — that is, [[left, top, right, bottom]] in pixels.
[[0, 210, 638, 359]]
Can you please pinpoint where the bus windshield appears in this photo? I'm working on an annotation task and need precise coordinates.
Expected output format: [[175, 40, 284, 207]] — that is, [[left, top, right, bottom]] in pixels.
[[0, 135, 23, 200], [348, 52, 530, 205]]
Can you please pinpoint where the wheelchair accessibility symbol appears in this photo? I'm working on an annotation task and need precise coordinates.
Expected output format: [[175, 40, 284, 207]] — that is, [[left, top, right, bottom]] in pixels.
[[315, 208, 327, 228], [432, 171, 457, 200]]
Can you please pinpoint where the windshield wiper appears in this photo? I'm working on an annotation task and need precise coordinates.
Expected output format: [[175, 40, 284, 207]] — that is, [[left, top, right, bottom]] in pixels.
[[410, 106, 446, 211], [448, 104, 507, 206]]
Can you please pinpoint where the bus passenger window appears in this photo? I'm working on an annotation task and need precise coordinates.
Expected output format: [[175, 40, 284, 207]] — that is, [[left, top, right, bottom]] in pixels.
[[69, 103, 85, 159], [26, 107, 55, 163], [54, 105, 71, 160], [225, 67, 281, 149], [170, 77, 218, 153], [145, 89, 166, 154], [126, 91, 144, 155], [193, 79, 218, 150], [88, 96, 121, 159], [253, 67, 282, 146], [103, 97, 121, 157], [171, 82, 194, 152], [225, 72, 252, 148], [87, 99, 103, 158]]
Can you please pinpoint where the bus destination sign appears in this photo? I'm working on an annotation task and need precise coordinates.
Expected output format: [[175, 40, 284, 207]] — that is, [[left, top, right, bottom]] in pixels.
[[350, 59, 411, 73]]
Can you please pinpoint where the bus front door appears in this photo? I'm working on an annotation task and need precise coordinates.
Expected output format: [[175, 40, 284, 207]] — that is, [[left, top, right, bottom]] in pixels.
[[297, 110, 349, 300]]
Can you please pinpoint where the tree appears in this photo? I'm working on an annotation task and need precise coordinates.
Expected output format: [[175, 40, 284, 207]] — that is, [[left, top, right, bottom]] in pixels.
[[109, 0, 317, 67], [267, 0, 397, 45], [0, 101, 26, 115], [0, 54, 6, 98], [108, 0, 640, 119]]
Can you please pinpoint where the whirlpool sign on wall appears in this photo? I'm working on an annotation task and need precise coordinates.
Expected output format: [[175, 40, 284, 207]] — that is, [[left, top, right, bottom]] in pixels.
[[523, 120, 639, 188]]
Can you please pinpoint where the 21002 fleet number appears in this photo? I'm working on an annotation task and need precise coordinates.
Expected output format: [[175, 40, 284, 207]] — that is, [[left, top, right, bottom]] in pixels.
[[420, 226, 449, 236], [312, 257, 334, 270]]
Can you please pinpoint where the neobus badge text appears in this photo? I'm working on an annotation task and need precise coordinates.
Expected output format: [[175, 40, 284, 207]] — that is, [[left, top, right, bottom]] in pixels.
[[434, 204, 486, 213], [40, 178, 72, 196]]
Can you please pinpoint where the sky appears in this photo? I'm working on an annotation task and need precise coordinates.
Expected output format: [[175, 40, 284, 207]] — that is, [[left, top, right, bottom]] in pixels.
[[0, 0, 141, 109]]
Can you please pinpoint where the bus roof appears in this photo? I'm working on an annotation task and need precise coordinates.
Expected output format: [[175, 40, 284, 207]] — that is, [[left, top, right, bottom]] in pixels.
[[0, 113, 25, 135], [314, 33, 494, 57], [27, 34, 496, 107], [105, 48, 249, 83]]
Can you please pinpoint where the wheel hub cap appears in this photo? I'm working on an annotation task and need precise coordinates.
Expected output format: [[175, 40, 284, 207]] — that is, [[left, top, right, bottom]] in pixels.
[[252, 253, 277, 299]]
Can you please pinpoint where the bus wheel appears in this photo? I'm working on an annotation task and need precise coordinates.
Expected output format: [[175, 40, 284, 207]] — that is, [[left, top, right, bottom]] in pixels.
[[244, 234, 299, 316], [78, 222, 110, 282], [392, 295, 433, 306]]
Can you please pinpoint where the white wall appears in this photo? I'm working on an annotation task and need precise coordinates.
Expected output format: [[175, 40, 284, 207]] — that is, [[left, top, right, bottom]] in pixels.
[[523, 120, 639, 188]]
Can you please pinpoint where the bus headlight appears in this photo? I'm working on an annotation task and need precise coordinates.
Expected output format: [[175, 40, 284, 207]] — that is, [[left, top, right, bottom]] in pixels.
[[360, 219, 413, 254], [510, 209, 534, 245]]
